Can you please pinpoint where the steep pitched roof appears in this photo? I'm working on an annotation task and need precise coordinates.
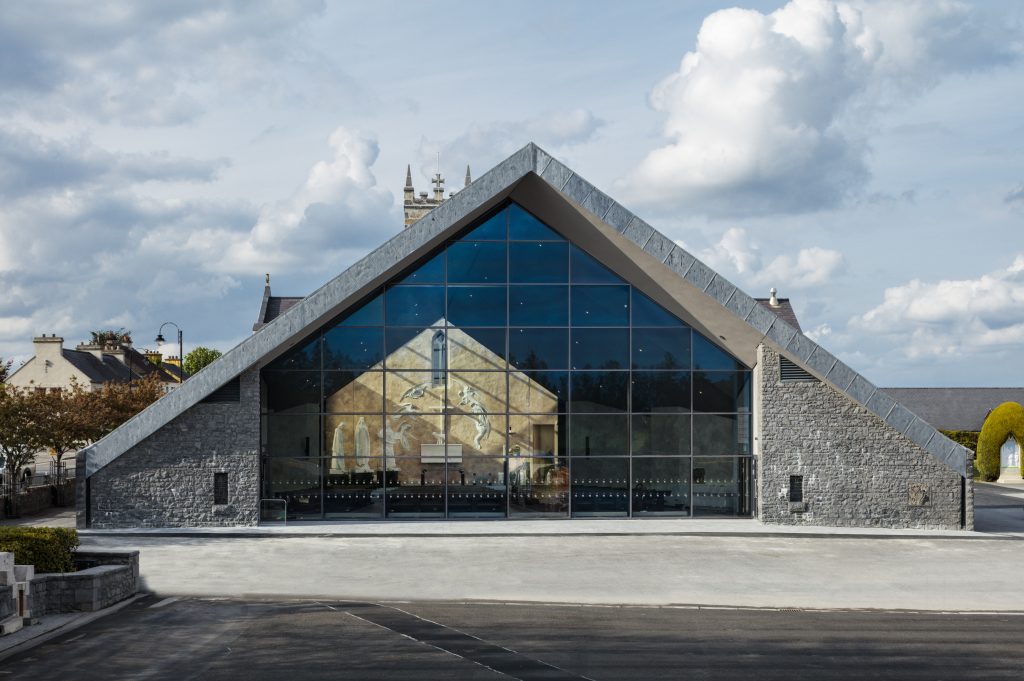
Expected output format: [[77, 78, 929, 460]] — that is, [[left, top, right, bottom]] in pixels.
[[81, 143, 971, 478], [62, 349, 122, 383], [754, 298, 801, 332], [882, 388, 1024, 432]]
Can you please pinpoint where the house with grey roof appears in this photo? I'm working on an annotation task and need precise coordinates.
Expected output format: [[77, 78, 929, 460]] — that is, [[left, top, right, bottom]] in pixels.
[[75, 143, 973, 531]]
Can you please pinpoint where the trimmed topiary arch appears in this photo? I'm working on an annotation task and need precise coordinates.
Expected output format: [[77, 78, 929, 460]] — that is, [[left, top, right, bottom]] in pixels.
[[976, 402, 1024, 481]]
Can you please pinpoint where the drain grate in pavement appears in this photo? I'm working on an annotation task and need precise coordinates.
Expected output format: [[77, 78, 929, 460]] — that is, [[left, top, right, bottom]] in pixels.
[[342, 603, 590, 681]]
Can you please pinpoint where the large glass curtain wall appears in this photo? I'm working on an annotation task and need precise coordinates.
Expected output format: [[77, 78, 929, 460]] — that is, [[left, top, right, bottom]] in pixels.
[[260, 202, 752, 520]]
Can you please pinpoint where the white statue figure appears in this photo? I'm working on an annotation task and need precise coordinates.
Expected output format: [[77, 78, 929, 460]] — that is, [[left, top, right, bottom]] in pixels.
[[330, 421, 347, 473], [396, 402, 419, 414], [380, 417, 413, 471], [353, 416, 372, 473], [401, 381, 434, 401], [431, 431, 445, 445], [457, 381, 491, 449]]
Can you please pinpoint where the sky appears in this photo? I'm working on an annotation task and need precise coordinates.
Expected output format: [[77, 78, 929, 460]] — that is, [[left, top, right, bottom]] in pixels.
[[1, 0, 1022, 387]]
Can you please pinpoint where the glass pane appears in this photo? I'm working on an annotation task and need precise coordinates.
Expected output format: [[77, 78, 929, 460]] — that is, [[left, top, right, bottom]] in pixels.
[[509, 328, 568, 371], [324, 415, 384, 468], [631, 289, 684, 327], [509, 242, 569, 283], [693, 457, 750, 516], [386, 462, 445, 518], [632, 414, 691, 456], [448, 328, 506, 370], [447, 286, 507, 326], [571, 328, 628, 370], [325, 459, 384, 519], [509, 285, 568, 326], [385, 371, 445, 412], [265, 458, 321, 520], [693, 414, 751, 455], [262, 371, 319, 414], [449, 413, 506, 457], [459, 207, 507, 240], [509, 414, 565, 458], [264, 414, 321, 457], [323, 371, 383, 413], [323, 327, 384, 370], [385, 286, 445, 326], [509, 203, 564, 241], [571, 285, 629, 326], [509, 371, 568, 413], [570, 415, 628, 456], [509, 457, 568, 516], [633, 458, 691, 516], [570, 371, 628, 413], [631, 371, 691, 413], [382, 413, 446, 471], [693, 333, 745, 371], [448, 372, 507, 415], [570, 244, 622, 283], [571, 458, 628, 516], [266, 336, 319, 371], [385, 327, 443, 370], [395, 253, 444, 284], [694, 371, 751, 413], [632, 328, 690, 370], [447, 457, 507, 518], [333, 293, 384, 326], [447, 242, 506, 283]]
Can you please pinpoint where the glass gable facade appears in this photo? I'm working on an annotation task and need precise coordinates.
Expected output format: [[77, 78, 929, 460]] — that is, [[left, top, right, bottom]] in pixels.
[[260, 202, 752, 520]]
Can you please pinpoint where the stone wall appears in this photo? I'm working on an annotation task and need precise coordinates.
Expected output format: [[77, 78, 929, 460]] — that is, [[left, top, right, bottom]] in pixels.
[[3, 480, 75, 518], [82, 368, 260, 528], [30, 550, 139, 615], [756, 345, 969, 530]]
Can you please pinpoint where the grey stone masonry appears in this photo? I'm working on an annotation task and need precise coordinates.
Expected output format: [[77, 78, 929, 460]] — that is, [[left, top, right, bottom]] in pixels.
[[83, 368, 260, 528], [757, 345, 971, 530], [30, 551, 139, 615]]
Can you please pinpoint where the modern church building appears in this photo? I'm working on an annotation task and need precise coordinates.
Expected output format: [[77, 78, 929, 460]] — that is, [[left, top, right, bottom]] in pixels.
[[75, 144, 974, 530]]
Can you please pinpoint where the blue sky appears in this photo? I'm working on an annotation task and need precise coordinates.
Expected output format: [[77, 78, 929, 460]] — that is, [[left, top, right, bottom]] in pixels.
[[1, 0, 1022, 386]]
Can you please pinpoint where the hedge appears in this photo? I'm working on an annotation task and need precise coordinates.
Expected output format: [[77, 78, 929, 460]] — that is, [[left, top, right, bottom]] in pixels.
[[976, 402, 1024, 482], [940, 430, 979, 453], [0, 527, 79, 573]]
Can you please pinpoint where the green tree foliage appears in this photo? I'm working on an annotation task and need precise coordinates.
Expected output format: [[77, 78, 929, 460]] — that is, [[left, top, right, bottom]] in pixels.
[[90, 328, 131, 345], [940, 430, 979, 453], [0, 357, 11, 384], [183, 346, 222, 376], [975, 402, 1024, 481], [0, 385, 41, 514]]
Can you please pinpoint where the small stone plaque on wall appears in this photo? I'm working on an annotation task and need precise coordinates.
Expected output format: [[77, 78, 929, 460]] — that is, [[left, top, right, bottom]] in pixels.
[[908, 483, 930, 507]]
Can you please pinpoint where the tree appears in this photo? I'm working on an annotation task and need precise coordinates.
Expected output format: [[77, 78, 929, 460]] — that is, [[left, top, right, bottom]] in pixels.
[[89, 374, 166, 437], [0, 386, 41, 516], [0, 356, 11, 384], [30, 382, 93, 487], [183, 347, 222, 376], [90, 328, 131, 345]]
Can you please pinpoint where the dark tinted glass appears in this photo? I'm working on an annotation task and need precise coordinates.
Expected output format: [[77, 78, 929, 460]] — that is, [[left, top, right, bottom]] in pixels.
[[631, 371, 691, 413], [396, 253, 444, 284], [571, 328, 628, 370], [385, 286, 445, 326], [509, 203, 564, 240], [263, 371, 320, 413], [631, 289, 684, 327], [509, 285, 568, 326], [450, 328, 506, 368], [693, 333, 745, 371], [632, 328, 690, 369], [509, 328, 568, 370], [333, 293, 384, 326], [571, 285, 629, 326], [632, 458, 691, 516], [459, 208, 507, 240], [266, 336, 319, 371], [447, 242, 506, 283], [385, 327, 442, 369], [570, 244, 622, 283], [323, 371, 383, 413], [693, 414, 750, 455], [571, 458, 628, 516], [323, 327, 383, 370], [509, 242, 568, 283], [570, 415, 628, 456], [512, 371, 568, 412], [263, 414, 320, 457], [447, 286, 507, 326], [693, 457, 749, 516], [632, 414, 691, 456], [570, 371, 628, 413], [693, 371, 751, 413]]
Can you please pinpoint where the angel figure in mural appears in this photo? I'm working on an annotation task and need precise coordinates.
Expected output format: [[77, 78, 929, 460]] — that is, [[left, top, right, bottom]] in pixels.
[[353, 416, 372, 473], [330, 421, 347, 473], [380, 417, 413, 471], [401, 381, 434, 401], [457, 381, 491, 449], [396, 402, 419, 414]]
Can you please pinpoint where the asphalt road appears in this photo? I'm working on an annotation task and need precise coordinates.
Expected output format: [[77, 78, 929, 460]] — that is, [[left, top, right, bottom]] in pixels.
[[2, 597, 1022, 680]]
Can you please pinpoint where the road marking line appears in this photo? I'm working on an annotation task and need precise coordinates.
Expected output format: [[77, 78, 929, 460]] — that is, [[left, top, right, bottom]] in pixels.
[[149, 597, 180, 609]]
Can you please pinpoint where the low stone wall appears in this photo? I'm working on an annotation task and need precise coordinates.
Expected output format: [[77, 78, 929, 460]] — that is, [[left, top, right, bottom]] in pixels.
[[30, 550, 139, 615], [1, 480, 76, 518]]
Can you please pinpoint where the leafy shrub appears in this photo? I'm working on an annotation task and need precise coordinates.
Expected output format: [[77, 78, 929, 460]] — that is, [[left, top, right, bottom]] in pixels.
[[976, 402, 1024, 481], [941, 430, 979, 453], [0, 527, 79, 573]]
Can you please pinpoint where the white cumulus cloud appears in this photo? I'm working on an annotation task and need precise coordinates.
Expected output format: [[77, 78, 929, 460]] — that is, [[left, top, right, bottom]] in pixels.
[[695, 227, 845, 289]]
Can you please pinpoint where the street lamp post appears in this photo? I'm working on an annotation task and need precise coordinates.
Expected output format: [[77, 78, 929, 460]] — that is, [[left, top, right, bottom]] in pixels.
[[155, 322, 184, 383]]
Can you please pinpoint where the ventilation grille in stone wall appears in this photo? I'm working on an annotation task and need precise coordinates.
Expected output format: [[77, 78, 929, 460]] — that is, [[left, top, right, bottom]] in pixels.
[[780, 357, 817, 383], [201, 377, 241, 403]]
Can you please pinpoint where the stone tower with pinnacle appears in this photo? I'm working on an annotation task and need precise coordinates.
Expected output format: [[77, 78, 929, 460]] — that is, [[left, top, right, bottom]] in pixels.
[[403, 163, 472, 227]]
